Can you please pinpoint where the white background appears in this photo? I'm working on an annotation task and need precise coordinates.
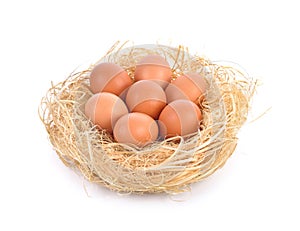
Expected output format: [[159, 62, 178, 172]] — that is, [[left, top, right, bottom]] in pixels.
[[0, 0, 299, 230]]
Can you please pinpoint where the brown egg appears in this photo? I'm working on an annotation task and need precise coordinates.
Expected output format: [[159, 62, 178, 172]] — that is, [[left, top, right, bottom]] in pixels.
[[158, 99, 202, 138], [165, 73, 208, 103], [84, 92, 128, 133], [90, 62, 133, 96], [125, 80, 166, 119], [113, 112, 159, 147], [134, 55, 172, 89]]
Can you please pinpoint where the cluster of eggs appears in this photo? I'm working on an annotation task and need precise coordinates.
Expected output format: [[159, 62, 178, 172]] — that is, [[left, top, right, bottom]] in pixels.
[[84, 55, 207, 147]]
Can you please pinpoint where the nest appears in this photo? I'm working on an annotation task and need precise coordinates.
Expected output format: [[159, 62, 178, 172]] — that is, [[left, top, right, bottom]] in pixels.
[[39, 43, 256, 194]]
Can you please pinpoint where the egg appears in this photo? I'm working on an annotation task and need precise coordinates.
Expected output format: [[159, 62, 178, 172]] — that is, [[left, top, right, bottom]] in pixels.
[[113, 112, 159, 147], [134, 55, 172, 89], [165, 73, 207, 103], [84, 92, 128, 133], [89, 62, 133, 96], [158, 99, 202, 138], [125, 80, 166, 119]]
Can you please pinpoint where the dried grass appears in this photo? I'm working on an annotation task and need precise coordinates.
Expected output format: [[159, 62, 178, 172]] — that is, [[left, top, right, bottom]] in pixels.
[[39, 42, 256, 194]]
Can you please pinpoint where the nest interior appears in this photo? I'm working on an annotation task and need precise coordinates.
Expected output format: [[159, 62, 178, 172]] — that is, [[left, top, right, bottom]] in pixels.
[[39, 43, 256, 194]]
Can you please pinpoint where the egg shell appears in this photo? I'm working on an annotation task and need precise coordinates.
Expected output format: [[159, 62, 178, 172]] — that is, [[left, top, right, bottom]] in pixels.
[[165, 73, 208, 103], [125, 80, 166, 119], [113, 112, 159, 147], [84, 92, 128, 133], [90, 62, 133, 96], [134, 55, 172, 89], [158, 99, 202, 138]]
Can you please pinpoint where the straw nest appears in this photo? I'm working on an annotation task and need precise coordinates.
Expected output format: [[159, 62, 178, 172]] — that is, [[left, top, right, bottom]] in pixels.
[[39, 43, 256, 194]]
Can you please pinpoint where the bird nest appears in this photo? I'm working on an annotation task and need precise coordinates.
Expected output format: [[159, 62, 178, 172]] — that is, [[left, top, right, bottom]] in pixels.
[[39, 43, 256, 194]]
